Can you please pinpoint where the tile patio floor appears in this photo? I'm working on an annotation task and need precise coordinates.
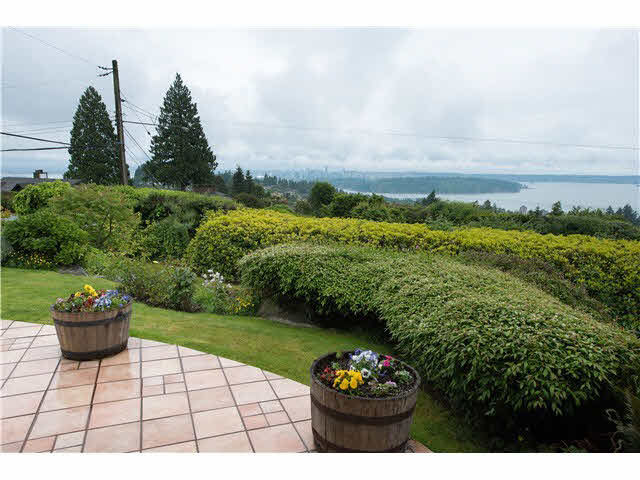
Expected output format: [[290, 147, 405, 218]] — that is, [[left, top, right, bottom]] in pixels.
[[0, 320, 314, 453]]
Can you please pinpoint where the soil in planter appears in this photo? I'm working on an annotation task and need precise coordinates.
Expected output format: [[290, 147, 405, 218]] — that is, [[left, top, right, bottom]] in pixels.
[[314, 351, 418, 399]]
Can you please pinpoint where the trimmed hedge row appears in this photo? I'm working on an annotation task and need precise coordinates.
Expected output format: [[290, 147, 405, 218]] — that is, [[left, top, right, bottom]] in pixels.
[[238, 243, 640, 429], [186, 209, 640, 326]]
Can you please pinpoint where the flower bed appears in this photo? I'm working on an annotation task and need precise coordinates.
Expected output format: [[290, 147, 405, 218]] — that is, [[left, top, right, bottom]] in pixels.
[[314, 349, 418, 398], [53, 284, 131, 312]]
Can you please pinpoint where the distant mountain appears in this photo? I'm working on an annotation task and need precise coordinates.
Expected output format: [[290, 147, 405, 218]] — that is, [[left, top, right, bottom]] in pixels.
[[331, 176, 522, 194]]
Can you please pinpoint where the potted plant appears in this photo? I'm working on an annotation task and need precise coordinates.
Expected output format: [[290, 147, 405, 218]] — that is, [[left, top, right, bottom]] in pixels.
[[51, 285, 132, 360], [310, 348, 421, 452]]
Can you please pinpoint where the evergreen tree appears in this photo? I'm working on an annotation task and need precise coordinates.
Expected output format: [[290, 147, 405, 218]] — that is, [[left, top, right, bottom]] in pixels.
[[64, 87, 124, 184], [245, 170, 255, 194], [606, 206, 615, 215], [551, 201, 563, 215], [148, 73, 217, 190], [421, 190, 438, 206], [232, 167, 246, 194]]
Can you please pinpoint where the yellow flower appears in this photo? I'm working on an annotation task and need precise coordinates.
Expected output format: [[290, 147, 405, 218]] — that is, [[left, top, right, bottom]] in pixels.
[[339, 379, 349, 390], [84, 284, 97, 297], [350, 377, 358, 389]]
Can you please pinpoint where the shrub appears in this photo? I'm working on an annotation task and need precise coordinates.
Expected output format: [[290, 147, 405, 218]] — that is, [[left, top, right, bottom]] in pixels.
[[12, 180, 72, 215], [186, 209, 640, 326], [49, 185, 140, 252], [266, 204, 294, 215], [1, 191, 15, 212], [3, 210, 89, 265], [239, 243, 640, 432], [141, 218, 191, 260]]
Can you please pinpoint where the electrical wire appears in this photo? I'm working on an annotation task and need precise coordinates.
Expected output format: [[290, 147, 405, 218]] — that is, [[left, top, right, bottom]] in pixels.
[[1, 131, 70, 145], [7, 27, 97, 67]]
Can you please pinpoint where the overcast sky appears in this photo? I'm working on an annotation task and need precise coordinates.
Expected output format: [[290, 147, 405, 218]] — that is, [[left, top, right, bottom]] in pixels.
[[1, 28, 638, 177]]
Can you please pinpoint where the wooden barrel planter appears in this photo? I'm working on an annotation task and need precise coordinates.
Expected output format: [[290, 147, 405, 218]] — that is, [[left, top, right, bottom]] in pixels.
[[51, 301, 132, 361], [310, 351, 421, 453]]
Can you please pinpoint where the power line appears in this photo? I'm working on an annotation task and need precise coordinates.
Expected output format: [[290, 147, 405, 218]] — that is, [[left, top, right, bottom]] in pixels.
[[1, 131, 70, 145], [122, 104, 152, 136], [1, 146, 67, 152], [7, 27, 97, 67]]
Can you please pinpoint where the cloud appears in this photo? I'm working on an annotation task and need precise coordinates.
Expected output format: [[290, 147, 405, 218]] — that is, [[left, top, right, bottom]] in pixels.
[[2, 28, 637, 177]]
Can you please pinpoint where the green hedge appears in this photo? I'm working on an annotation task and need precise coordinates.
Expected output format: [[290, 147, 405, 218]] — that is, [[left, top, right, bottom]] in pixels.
[[186, 209, 640, 327], [12, 180, 72, 215], [239, 243, 640, 430]]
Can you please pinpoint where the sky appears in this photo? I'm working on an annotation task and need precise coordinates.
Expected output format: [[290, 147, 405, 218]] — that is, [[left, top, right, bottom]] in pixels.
[[1, 28, 639, 177]]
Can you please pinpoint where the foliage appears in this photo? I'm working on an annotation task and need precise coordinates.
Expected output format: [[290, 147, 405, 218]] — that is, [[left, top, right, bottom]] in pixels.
[[330, 175, 522, 194], [193, 270, 258, 315], [294, 199, 313, 215], [3, 251, 54, 270], [140, 217, 191, 260], [1, 206, 11, 219], [233, 193, 266, 209], [239, 243, 640, 433], [606, 391, 640, 452], [48, 185, 139, 252], [53, 284, 131, 312], [3, 210, 89, 265], [64, 86, 127, 184], [12, 180, 71, 215], [0, 192, 15, 212], [308, 182, 335, 212], [186, 208, 640, 326], [266, 204, 295, 214], [147, 73, 217, 189]]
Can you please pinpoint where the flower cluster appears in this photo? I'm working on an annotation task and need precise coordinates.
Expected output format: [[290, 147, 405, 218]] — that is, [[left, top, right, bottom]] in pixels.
[[202, 270, 231, 289], [53, 285, 131, 313], [317, 348, 414, 398]]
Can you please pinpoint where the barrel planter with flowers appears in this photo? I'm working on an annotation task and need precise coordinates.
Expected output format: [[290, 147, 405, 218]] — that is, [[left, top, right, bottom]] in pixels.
[[51, 285, 133, 361], [310, 349, 420, 453]]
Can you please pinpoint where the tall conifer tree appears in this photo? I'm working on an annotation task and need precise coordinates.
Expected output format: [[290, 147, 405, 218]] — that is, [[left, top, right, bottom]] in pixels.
[[148, 74, 217, 189], [65, 87, 124, 184]]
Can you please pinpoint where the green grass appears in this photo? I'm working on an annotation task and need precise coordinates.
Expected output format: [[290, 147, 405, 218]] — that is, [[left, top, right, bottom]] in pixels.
[[0, 267, 487, 452]]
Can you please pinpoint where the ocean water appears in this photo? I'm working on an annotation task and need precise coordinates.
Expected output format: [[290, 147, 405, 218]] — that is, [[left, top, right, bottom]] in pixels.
[[347, 182, 640, 212]]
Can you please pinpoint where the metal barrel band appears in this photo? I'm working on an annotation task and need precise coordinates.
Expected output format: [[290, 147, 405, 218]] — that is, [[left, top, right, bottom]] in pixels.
[[60, 340, 128, 361], [312, 428, 407, 453], [53, 310, 130, 328], [310, 394, 416, 426]]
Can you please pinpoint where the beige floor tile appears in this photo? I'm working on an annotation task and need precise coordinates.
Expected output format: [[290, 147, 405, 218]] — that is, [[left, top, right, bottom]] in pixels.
[[0, 390, 44, 418], [269, 379, 310, 398], [93, 378, 140, 404], [0, 414, 34, 444], [187, 386, 235, 412], [262, 370, 284, 380], [54, 445, 83, 452], [29, 406, 89, 439], [30, 335, 59, 348], [143, 376, 163, 386], [238, 403, 262, 417], [184, 369, 227, 391], [259, 400, 283, 413], [164, 382, 186, 394], [11, 357, 59, 378], [23, 435, 55, 452], [218, 357, 245, 368], [41, 384, 94, 412], [50, 368, 97, 389], [100, 348, 140, 366], [143, 440, 197, 452], [248, 424, 306, 453], [163, 373, 184, 384], [0, 441, 23, 452], [0, 320, 13, 330], [8, 321, 41, 329], [141, 345, 179, 362], [127, 338, 141, 348], [141, 358, 181, 378], [57, 362, 79, 372], [54, 431, 85, 450], [142, 385, 164, 397], [192, 406, 244, 439], [0, 349, 27, 364], [230, 381, 277, 405], [21, 346, 60, 362], [142, 414, 194, 450], [265, 411, 290, 426], [38, 325, 57, 336], [293, 420, 315, 451], [280, 395, 311, 422], [181, 354, 220, 372], [224, 365, 266, 385], [243, 414, 268, 430], [0, 372, 53, 397], [1, 326, 42, 339], [84, 422, 140, 453], [142, 392, 190, 420], [78, 360, 99, 369], [178, 346, 204, 357], [97, 363, 139, 383], [88, 397, 140, 429], [141, 339, 165, 348], [198, 431, 253, 452]]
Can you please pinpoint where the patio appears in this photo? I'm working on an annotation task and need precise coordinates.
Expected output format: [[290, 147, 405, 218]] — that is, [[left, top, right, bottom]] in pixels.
[[0, 319, 315, 452]]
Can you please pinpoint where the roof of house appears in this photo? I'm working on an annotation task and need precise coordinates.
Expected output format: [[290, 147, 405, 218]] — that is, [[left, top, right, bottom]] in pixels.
[[0, 177, 82, 192]]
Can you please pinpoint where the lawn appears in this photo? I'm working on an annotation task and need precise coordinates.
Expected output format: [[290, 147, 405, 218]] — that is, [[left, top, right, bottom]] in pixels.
[[0, 267, 487, 452]]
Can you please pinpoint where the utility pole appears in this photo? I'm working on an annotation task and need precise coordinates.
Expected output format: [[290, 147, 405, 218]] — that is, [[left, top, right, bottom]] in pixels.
[[111, 59, 128, 185]]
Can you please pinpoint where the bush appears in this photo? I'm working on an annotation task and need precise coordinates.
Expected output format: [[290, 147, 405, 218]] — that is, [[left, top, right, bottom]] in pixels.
[[49, 185, 140, 252], [83, 252, 198, 311], [3, 210, 89, 265], [141, 218, 191, 260], [12, 180, 72, 215], [233, 193, 266, 209], [239, 243, 640, 433], [1, 192, 15, 212], [186, 209, 640, 326], [266, 204, 294, 215]]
